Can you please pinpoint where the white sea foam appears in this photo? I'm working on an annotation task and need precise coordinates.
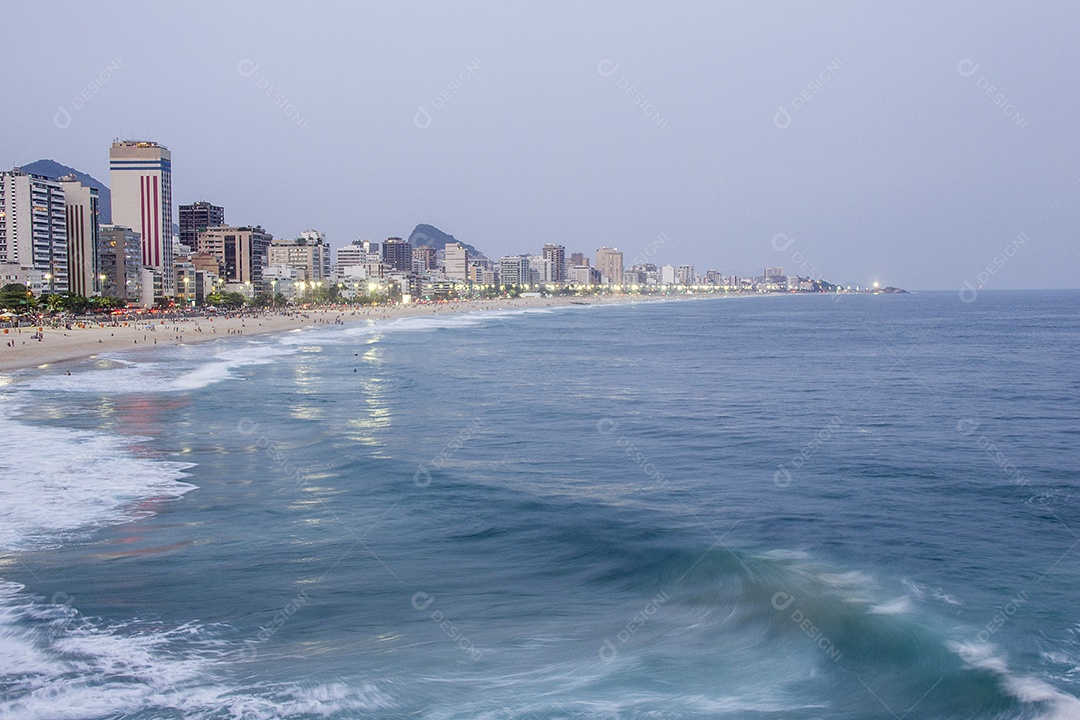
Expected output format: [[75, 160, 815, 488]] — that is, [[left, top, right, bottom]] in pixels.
[[15, 342, 297, 395], [0, 582, 395, 720], [277, 306, 573, 347], [868, 596, 913, 615], [949, 639, 1080, 719], [0, 401, 195, 553]]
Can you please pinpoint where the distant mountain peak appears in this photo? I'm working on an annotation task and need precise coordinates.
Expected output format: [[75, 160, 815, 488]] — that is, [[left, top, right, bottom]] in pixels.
[[408, 224, 486, 259]]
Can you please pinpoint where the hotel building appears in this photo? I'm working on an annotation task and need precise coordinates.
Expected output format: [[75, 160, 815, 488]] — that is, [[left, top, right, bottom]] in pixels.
[[109, 140, 173, 295], [0, 170, 69, 292]]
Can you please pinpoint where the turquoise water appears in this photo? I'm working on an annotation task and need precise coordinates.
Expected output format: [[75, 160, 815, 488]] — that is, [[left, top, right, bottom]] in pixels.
[[1, 291, 1078, 719]]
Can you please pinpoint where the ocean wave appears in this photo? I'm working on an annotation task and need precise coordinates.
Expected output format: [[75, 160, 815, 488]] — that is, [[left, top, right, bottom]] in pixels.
[[275, 306, 575, 347], [13, 343, 297, 395], [0, 401, 195, 553], [0, 582, 395, 720]]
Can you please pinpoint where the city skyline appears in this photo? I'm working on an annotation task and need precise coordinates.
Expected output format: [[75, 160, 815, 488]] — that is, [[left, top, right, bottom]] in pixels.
[[4, 2, 1078, 291]]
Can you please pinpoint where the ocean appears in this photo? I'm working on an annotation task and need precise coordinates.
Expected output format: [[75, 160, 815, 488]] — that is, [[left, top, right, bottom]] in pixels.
[[1, 290, 1078, 719]]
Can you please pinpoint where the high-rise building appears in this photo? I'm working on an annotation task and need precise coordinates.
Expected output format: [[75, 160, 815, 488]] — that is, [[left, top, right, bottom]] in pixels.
[[382, 237, 412, 272], [60, 177, 100, 296], [542, 244, 565, 283], [764, 267, 785, 281], [109, 140, 173, 294], [413, 245, 437, 273], [269, 229, 331, 282], [179, 201, 224, 249], [596, 247, 624, 285], [0, 170, 69, 292], [445, 242, 468, 281], [337, 239, 380, 268], [569, 252, 586, 267], [528, 255, 554, 283], [195, 225, 272, 291], [498, 255, 531, 286], [677, 264, 695, 285], [98, 225, 142, 300], [660, 264, 676, 284]]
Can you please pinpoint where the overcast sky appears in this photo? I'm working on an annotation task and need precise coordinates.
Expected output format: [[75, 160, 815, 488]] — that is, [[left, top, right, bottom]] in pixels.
[[4, 1, 1078, 290]]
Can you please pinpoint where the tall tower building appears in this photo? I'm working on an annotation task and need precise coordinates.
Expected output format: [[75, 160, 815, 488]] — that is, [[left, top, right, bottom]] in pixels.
[[109, 140, 173, 294], [98, 225, 142, 300], [179, 201, 224, 249], [0, 170, 69, 292], [60, 177, 100, 296], [595, 247, 624, 286], [412, 245, 437, 273], [381, 237, 412, 272], [444, 242, 468, 280], [542, 244, 565, 283], [195, 225, 272, 291]]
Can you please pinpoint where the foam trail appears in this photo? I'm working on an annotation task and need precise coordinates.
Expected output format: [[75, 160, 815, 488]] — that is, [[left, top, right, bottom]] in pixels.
[[0, 402, 195, 552], [14, 342, 297, 395], [0, 582, 395, 720]]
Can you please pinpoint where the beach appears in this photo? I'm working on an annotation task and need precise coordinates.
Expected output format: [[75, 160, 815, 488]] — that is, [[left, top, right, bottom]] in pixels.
[[0, 294, 666, 373]]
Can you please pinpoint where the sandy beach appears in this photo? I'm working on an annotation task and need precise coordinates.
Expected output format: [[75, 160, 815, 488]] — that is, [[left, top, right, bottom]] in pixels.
[[0, 294, 670, 374]]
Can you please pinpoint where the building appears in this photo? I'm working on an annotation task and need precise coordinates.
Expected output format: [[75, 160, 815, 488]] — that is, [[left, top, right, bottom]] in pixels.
[[269, 229, 331, 282], [98, 225, 142, 300], [60, 177, 100, 296], [445, 242, 468, 281], [264, 264, 300, 300], [570, 265, 601, 286], [569, 252, 586, 267], [175, 262, 198, 305], [195, 225, 272, 291], [660, 264, 676, 285], [542, 244, 565, 283], [109, 140, 173, 295], [529, 255, 554, 283], [412, 245, 437, 273], [0, 170, 69, 293], [0, 265, 45, 295], [677, 264, 695, 285], [596, 247, 624, 285], [337, 239, 380, 268], [498, 255, 531, 286], [179, 201, 224, 249], [382, 237, 412, 272], [765, 267, 785, 281]]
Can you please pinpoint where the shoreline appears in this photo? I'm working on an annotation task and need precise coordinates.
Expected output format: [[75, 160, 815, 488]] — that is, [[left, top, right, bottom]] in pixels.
[[0, 294, 680, 374]]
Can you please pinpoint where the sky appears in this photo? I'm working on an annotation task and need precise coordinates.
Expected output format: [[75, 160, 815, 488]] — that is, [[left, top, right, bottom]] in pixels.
[[3, 0, 1079, 290]]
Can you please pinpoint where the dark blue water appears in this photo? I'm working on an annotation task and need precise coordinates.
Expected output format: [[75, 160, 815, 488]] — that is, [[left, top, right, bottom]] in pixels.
[[2, 291, 1078, 719]]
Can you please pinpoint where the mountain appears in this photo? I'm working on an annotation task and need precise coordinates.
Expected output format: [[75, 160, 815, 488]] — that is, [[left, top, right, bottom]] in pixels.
[[20, 160, 112, 224], [407, 224, 486, 259]]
